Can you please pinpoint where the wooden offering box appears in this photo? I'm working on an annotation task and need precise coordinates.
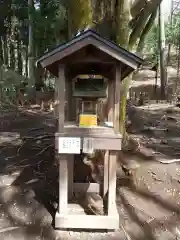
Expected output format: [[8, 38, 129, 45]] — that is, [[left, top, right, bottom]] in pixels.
[[36, 29, 143, 230]]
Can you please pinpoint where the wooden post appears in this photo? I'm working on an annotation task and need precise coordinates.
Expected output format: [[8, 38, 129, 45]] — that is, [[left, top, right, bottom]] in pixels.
[[58, 65, 68, 214], [65, 71, 74, 199], [107, 64, 120, 216], [108, 79, 114, 123], [103, 150, 109, 198], [66, 72, 73, 121], [108, 151, 117, 215], [59, 155, 68, 214], [68, 155, 74, 199], [58, 65, 65, 131], [70, 77, 77, 121], [114, 64, 121, 132], [53, 80, 58, 119]]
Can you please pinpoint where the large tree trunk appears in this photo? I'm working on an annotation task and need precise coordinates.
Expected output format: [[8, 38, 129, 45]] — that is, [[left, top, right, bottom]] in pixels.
[[136, 9, 157, 54], [69, 0, 93, 36], [129, 0, 162, 48], [114, 0, 131, 137], [130, 0, 162, 19], [67, 1, 72, 40], [115, 0, 130, 48]]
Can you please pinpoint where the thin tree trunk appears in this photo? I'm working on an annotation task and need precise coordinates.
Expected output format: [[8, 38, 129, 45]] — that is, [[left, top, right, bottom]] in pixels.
[[7, 12, 12, 69], [158, 3, 167, 100], [1, 35, 8, 66], [21, 45, 27, 77], [17, 36, 22, 75], [0, 37, 3, 64], [175, 37, 180, 95], [28, 0, 35, 87], [167, 0, 173, 65], [25, 46, 28, 78], [9, 42, 15, 69]]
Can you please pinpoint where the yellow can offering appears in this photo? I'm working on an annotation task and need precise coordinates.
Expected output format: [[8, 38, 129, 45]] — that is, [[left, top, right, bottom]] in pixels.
[[79, 114, 97, 127]]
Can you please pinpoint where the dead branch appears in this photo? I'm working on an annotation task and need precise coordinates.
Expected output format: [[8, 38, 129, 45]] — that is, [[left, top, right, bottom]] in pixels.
[[27, 127, 44, 132], [22, 133, 54, 141], [120, 224, 133, 240], [35, 144, 54, 157], [7, 143, 54, 168]]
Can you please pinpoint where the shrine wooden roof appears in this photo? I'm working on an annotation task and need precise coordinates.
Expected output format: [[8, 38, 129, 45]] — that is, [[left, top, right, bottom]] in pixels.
[[36, 29, 143, 80]]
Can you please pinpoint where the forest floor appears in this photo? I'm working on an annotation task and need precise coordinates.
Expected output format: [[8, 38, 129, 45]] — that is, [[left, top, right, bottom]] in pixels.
[[0, 104, 180, 239]]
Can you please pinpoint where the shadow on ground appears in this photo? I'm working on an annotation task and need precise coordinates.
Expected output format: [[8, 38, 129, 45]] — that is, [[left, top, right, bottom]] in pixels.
[[117, 177, 180, 239], [0, 107, 60, 239], [127, 103, 180, 159]]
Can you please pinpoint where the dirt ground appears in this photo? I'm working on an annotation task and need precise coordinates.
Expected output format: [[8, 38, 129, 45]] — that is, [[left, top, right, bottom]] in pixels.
[[0, 104, 180, 239]]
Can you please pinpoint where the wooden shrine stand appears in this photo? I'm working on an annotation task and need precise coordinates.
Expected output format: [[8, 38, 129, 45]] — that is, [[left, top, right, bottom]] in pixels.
[[36, 30, 143, 230]]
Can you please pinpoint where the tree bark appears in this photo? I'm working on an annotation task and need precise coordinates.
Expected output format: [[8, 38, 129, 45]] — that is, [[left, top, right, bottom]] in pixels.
[[130, 0, 162, 19], [167, 0, 173, 65], [0, 37, 3, 64], [113, 0, 131, 136], [69, 0, 93, 35], [17, 37, 22, 75], [120, 76, 131, 136], [9, 42, 15, 69], [67, 2, 72, 40], [28, 0, 35, 87], [1, 35, 8, 66], [175, 37, 180, 95], [158, 3, 167, 100], [129, 0, 161, 48], [115, 0, 130, 48], [136, 9, 157, 54]]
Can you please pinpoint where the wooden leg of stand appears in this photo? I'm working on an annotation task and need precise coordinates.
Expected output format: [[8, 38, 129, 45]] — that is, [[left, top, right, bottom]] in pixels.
[[68, 155, 74, 199], [103, 151, 109, 198], [108, 151, 117, 215], [59, 155, 68, 215]]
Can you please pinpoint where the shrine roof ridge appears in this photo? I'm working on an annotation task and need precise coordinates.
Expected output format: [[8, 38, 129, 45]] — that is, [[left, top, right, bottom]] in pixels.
[[36, 29, 144, 68]]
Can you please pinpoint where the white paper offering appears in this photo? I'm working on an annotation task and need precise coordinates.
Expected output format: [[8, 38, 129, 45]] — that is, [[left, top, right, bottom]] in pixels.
[[83, 138, 94, 154], [58, 137, 81, 154]]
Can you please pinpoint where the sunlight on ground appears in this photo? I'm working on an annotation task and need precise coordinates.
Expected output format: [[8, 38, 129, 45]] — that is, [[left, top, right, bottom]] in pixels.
[[0, 132, 20, 145], [137, 103, 174, 110]]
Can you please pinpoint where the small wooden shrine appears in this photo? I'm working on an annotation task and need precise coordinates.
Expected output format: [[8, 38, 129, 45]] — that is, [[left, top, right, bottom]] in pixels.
[[36, 29, 143, 230]]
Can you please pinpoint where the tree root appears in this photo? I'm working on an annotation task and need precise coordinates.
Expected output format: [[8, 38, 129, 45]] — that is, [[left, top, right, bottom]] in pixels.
[[122, 132, 140, 153]]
